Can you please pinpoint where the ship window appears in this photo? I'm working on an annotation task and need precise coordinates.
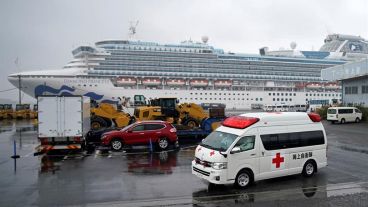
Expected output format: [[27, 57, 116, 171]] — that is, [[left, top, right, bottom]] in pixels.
[[269, 93, 271, 96], [281, 98, 284, 101], [285, 93, 288, 96], [256, 98, 258, 101], [294, 93, 296, 96], [273, 93, 275, 96], [273, 98, 275, 101], [306, 94, 308, 96], [277, 93, 279, 96], [260, 98, 263, 101], [277, 98, 280, 101], [281, 93, 284, 96]]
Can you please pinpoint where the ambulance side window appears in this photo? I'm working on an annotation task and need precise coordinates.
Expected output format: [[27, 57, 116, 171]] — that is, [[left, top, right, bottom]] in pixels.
[[234, 136, 255, 152]]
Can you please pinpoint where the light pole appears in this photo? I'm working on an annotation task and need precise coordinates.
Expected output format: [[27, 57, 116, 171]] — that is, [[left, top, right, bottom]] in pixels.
[[18, 75, 22, 104]]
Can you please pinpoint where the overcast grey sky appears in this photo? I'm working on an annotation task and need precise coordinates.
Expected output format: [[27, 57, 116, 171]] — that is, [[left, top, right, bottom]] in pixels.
[[0, 0, 367, 102]]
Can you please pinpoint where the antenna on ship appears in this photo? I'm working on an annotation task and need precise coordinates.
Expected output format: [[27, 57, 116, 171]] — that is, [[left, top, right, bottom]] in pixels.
[[129, 20, 139, 40]]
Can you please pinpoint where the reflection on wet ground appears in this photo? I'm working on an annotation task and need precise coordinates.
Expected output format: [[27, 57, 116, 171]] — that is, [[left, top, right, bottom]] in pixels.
[[0, 120, 368, 206]]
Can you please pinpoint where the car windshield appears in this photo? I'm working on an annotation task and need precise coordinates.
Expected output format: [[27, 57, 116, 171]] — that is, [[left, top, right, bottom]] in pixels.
[[328, 109, 337, 114], [200, 131, 238, 152]]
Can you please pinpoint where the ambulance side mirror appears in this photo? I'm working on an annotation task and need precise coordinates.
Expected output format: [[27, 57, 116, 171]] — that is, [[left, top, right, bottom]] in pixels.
[[230, 147, 241, 154]]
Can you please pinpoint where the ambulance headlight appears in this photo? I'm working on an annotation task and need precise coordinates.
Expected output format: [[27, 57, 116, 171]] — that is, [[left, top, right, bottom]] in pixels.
[[211, 162, 227, 170]]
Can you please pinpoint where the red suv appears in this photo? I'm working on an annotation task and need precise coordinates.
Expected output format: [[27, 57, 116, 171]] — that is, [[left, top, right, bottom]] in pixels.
[[101, 121, 178, 151]]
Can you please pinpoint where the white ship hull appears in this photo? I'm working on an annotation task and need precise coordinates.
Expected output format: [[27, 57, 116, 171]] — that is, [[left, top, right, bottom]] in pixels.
[[8, 73, 341, 110]]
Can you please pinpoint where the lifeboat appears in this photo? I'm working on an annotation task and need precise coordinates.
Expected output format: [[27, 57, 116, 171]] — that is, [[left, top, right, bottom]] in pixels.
[[306, 83, 322, 89], [142, 78, 162, 86], [167, 79, 185, 86], [190, 79, 208, 87], [324, 83, 341, 90], [295, 82, 305, 89], [214, 79, 232, 87], [116, 77, 136, 86]]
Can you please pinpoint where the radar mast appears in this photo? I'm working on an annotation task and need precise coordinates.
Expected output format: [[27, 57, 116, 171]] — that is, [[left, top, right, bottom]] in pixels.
[[129, 20, 139, 40]]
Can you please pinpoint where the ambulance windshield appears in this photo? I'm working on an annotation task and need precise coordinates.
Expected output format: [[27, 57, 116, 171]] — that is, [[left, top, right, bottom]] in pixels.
[[200, 131, 238, 152]]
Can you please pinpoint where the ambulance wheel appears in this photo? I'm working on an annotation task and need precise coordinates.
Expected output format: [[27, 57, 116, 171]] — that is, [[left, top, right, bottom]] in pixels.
[[235, 169, 253, 188], [303, 160, 316, 177], [111, 139, 123, 151], [355, 117, 360, 123], [340, 118, 346, 124]]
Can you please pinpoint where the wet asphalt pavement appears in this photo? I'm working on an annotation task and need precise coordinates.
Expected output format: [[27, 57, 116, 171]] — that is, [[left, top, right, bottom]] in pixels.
[[0, 119, 368, 206]]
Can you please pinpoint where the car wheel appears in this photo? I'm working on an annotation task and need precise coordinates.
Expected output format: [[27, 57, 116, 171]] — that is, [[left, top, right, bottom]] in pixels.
[[157, 137, 169, 151], [235, 170, 252, 188], [111, 139, 123, 151], [302, 161, 316, 177], [355, 117, 360, 123], [340, 118, 345, 124]]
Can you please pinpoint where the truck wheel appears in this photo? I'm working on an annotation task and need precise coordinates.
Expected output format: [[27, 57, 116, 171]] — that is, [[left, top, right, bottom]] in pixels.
[[111, 139, 123, 151], [355, 117, 360, 123], [302, 160, 316, 177], [157, 137, 169, 151], [235, 169, 252, 188], [340, 118, 345, 124], [183, 118, 198, 128], [91, 116, 107, 130]]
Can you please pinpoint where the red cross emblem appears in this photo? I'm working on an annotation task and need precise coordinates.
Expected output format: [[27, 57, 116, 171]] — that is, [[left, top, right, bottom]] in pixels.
[[197, 147, 202, 152], [272, 153, 284, 168], [209, 150, 215, 156]]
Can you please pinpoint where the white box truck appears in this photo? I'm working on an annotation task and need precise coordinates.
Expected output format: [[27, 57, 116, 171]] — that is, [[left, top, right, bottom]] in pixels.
[[36, 96, 90, 152]]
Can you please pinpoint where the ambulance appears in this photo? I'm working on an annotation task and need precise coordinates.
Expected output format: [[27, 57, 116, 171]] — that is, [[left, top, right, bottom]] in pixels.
[[192, 112, 327, 188]]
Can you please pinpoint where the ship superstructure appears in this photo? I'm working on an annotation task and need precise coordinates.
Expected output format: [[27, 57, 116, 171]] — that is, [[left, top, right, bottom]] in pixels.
[[8, 34, 368, 109]]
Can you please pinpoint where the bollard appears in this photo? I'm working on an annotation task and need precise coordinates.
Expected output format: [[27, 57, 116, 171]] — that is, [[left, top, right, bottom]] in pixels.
[[11, 140, 20, 159], [149, 138, 153, 153]]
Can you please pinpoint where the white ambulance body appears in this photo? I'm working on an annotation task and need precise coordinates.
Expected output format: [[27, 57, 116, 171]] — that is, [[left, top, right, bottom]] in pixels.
[[192, 112, 327, 188]]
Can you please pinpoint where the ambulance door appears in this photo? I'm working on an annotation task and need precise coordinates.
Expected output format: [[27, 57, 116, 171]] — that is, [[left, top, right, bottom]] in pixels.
[[258, 126, 289, 180], [227, 128, 259, 181]]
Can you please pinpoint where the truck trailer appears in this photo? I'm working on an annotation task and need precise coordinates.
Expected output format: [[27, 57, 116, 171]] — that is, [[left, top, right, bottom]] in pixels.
[[36, 96, 90, 153]]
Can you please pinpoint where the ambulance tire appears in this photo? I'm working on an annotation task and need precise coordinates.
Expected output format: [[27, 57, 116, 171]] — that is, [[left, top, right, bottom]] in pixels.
[[340, 118, 346, 124], [235, 169, 253, 188], [302, 160, 316, 177]]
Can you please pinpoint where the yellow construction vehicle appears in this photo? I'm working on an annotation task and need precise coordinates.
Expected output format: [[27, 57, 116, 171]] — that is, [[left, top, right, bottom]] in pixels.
[[4, 104, 14, 119], [90, 103, 134, 130], [134, 97, 209, 128], [90, 96, 219, 130], [30, 104, 38, 119], [0, 104, 5, 119], [15, 104, 32, 119]]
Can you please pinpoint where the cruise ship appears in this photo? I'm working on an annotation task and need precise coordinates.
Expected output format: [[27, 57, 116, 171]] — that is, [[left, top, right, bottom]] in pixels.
[[7, 34, 368, 110]]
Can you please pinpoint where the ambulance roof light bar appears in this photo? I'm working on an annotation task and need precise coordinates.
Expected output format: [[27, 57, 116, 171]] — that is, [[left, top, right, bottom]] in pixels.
[[222, 116, 259, 129], [308, 113, 321, 122]]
